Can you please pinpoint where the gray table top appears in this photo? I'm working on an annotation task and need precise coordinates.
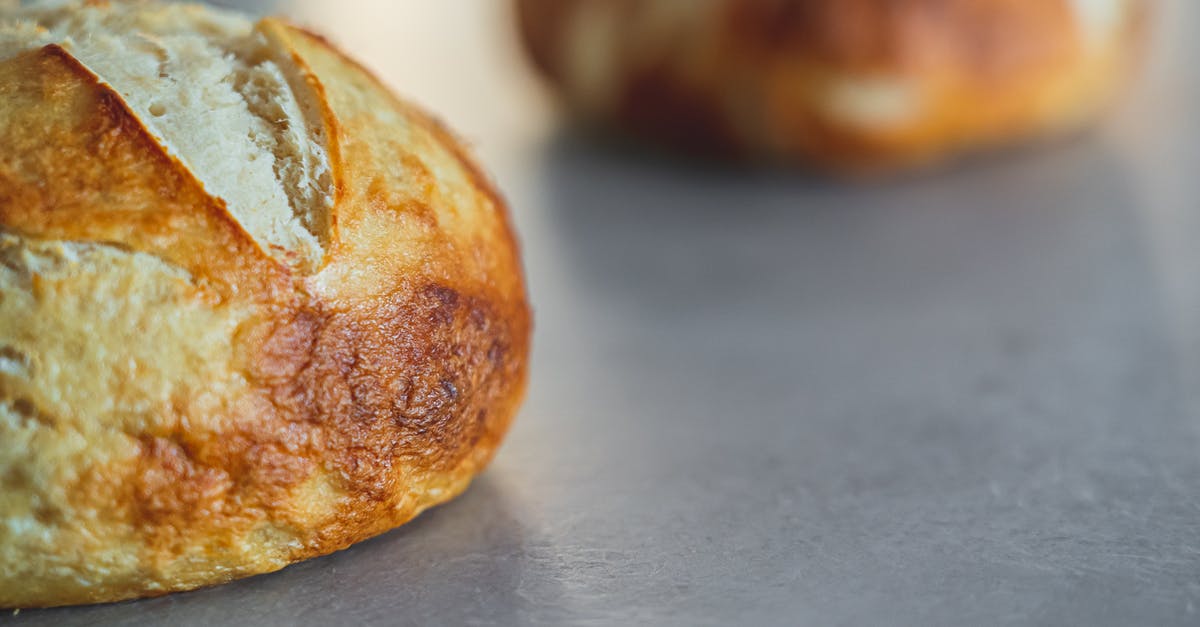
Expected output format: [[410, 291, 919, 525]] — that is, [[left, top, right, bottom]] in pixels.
[[12, 1, 1200, 625]]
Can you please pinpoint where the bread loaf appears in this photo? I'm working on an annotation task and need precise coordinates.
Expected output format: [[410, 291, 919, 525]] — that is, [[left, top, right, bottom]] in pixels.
[[0, 0, 530, 607], [517, 0, 1149, 172]]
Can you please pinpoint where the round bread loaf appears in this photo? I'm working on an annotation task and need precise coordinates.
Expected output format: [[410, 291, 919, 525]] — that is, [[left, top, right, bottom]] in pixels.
[[0, 1, 530, 608], [516, 0, 1149, 171]]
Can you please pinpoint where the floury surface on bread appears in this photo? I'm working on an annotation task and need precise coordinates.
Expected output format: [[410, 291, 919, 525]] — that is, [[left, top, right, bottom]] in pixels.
[[0, 0, 531, 608], [1, 0, 332, 269], [516, 0, 1149, 172]]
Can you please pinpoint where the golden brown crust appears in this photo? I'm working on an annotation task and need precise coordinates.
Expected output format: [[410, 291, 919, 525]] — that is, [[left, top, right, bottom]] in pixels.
[[516, 0, 1150, 172], [0, 17, 529, 608]]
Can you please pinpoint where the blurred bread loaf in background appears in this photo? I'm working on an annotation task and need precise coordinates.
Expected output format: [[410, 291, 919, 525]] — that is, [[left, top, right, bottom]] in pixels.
[[517, 0, 1150, 172]]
